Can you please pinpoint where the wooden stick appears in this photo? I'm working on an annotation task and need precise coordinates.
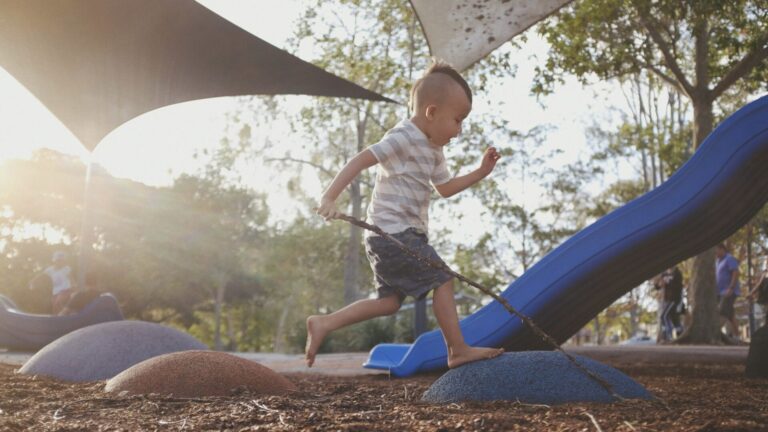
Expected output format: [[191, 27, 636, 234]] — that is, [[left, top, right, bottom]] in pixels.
[[335, 213, 622, 400]]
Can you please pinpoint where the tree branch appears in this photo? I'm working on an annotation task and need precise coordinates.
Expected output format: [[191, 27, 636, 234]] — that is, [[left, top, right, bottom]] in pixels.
[[711, 33, 768, 100], [692, 18, 710, 97], [635, 6, 694, 97], [637, 60, 685, 93], [264, 156, 333, 177]]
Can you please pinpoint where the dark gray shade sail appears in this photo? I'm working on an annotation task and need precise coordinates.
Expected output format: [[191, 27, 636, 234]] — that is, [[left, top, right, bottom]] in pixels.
[[0, 1, 393, 151]]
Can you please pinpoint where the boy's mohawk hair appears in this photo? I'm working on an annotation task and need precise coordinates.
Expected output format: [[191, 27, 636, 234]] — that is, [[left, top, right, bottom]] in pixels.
[[410, 59, 472, 111]]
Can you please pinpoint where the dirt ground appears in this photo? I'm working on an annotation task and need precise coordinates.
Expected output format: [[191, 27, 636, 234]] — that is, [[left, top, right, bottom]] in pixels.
[[0, 361, 766, 431]]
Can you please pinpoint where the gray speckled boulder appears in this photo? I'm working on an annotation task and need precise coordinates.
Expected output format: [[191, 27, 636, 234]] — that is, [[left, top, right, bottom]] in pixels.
[[105, 350, 297, 397], [422, 351, 652, 404], [19, 320, 207, 382]]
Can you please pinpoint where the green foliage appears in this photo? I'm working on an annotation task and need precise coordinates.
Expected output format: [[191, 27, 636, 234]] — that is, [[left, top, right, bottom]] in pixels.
[[535, 0, 768, 101], [447, 124, 597, 280], [0, 150, 268, 342], [589, 179, 648, 219]]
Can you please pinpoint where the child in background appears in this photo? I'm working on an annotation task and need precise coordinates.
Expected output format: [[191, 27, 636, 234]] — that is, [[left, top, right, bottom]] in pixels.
[[29, 251, 74, 314], [309, 60, 504, 368]]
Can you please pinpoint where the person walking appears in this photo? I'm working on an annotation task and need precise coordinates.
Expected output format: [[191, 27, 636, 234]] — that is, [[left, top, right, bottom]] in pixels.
[[715, 243, 741, 340]]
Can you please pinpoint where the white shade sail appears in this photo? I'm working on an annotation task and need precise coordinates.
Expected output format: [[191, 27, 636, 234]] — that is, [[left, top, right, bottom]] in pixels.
[[410, 0, 573, 71]]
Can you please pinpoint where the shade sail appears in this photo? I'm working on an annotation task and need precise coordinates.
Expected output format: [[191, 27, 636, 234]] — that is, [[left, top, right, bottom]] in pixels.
[[0, 1, 393, 151], [410, 0, 573, 71]]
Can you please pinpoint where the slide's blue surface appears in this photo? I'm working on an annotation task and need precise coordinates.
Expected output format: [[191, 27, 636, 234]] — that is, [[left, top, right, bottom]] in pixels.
[[364, 95, 768, 377]]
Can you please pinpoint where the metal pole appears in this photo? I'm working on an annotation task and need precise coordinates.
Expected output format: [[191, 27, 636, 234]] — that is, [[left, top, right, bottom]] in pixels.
[[76, 154, 94, 291], [748, 224, 756, 336]]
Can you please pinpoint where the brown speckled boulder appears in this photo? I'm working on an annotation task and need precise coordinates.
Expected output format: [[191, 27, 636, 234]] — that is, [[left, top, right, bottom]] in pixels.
[[105, 350, 297, 397]]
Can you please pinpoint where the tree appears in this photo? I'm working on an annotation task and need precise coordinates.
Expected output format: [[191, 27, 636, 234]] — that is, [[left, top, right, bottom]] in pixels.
[[0, 151, 85, 312], [171, 122, 269, 349], [535, 0, 768, 343], [0, 149, 269, 350], [253, 217, 350, 352], [449, 124, 597, 291]]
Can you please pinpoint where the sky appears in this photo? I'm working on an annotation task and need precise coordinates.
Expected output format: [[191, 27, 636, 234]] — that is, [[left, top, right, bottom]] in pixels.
[[0, 0, 628, 236]]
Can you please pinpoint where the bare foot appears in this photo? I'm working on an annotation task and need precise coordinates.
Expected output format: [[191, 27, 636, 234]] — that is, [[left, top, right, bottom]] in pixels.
[[305, 315, 328, 367], [447, 346, 504, 369]]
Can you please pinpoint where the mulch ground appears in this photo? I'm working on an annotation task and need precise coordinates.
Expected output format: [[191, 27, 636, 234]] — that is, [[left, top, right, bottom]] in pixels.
[[0, 361, 766, 431]]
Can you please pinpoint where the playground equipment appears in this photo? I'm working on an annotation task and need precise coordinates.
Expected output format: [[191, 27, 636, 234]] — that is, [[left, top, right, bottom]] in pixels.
[[0, 293, 123, 351], [105, 350, 297, 397], [365, 95, 768, 377], [19, 320, 206, 382], [422, 351, 651, 404]]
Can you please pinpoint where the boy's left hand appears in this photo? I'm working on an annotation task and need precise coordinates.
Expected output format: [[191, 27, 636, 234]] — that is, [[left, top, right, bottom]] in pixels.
[[480, 147, 501, 176]]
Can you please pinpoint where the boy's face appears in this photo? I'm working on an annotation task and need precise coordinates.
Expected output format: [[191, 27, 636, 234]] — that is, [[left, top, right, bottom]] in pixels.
[[426, 85, 471, 147]]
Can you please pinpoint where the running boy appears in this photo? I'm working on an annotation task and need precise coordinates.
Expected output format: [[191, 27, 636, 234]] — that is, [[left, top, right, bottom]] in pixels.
[[309, 61, 504, 368]]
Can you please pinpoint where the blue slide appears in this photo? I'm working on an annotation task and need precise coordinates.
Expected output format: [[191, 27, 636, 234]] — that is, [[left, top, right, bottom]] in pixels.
[[364, 94, 768, 377]]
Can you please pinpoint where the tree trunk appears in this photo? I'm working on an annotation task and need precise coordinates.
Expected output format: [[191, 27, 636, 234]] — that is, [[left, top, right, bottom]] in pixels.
[[592, 316, 603, 345], [674, 12, 723, 344], [273, 296, 294, 352], [342, 116, 369, 305], [629, 288, 639, 337], [681, 248, 721, 343], [343, 178, 364, 304], [225, 311, 237, 351], [241, 302, 252, 350], [213, 275, 228, 350], [679, 95, 721, 344]]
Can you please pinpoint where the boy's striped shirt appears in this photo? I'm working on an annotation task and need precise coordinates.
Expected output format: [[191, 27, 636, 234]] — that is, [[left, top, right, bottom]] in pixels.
[[366, 119, 451, 235]]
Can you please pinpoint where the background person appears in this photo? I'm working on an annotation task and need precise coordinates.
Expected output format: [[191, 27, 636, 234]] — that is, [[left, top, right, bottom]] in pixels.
[[58, 272, 103, 316], [29, 251, 75, 314], [654, 265, 685, 341], [715, 243, 741, 340]]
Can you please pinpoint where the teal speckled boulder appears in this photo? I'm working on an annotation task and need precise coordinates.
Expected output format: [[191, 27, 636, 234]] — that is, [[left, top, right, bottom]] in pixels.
[[422, 351, 652, 404]]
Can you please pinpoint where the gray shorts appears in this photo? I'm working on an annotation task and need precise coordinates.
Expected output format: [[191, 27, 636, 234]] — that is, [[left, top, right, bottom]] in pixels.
[[719, 294, 736, 320], [364, 228, 453, 303]]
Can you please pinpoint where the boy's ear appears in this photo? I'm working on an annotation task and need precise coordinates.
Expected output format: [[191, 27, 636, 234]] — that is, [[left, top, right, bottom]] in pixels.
[[425, 104, 437, 120]]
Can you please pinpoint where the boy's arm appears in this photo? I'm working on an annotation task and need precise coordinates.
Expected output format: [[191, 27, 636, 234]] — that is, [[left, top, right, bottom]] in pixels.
[[317, 149, 378, 220], [434, 147, 500, 198]]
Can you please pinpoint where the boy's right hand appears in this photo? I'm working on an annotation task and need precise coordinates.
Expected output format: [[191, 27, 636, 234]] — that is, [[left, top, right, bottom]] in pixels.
[[316, 197, 342, 221]]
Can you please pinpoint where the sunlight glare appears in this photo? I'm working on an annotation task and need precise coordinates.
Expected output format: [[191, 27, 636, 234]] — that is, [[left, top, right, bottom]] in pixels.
[[0, 67, 89, 162]]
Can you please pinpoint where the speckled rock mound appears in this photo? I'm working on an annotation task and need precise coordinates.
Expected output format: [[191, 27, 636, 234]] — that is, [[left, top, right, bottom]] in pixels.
[[105, 350, 297, 397], [422, 351, 652, 404], [19, 320, 207, 382]]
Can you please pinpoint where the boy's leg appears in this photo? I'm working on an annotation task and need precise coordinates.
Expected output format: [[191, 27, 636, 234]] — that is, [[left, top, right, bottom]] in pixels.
[[305, 295, 401, 367], [432, 279, 503, 368]]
